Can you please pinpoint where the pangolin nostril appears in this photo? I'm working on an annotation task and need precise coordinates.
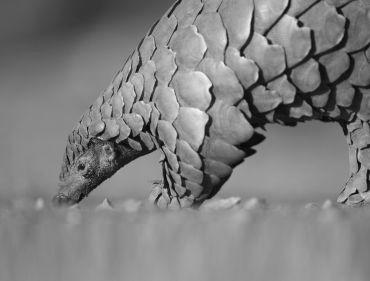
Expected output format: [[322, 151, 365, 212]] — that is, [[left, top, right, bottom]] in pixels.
[[77, 193, 85, 202], [52, 194, 74, 207]]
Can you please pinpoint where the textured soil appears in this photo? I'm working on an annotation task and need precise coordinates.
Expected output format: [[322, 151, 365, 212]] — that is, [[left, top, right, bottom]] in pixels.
[[1, 197, 370, 281]]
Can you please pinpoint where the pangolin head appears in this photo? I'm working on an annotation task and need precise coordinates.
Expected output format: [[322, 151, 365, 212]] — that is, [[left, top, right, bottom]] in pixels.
[[53, 72, 150, 206], [53, 127, 125, 206], [53, 114, 142, 207]]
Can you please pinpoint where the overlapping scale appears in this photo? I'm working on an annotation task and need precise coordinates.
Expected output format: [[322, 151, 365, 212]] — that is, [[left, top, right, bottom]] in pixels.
[[176, 139, 203, 170], [299, 1, 346, 55], [289, 99, 313, 119], [237, 100, 252, 120], [103, 85, 114, 102], [219, 0, 254, 49], [267, 14, 311, 68], [81, 112, 92, 131], [201, 137, 246, 167], [100, 102, 113, 119], [184, 180, 204, 198], [129, 73, 144, 100], [139, 61, 156, 102], [139, 36, 156, 65], [128, 138, 143, 151], [366, 46, 370, 61], [112, 70, 123, 93], [225, 47, 259, 90], [197, 58, 244, 105], [319, 50, 350, 84], [174, 182, 187, 197], [152, 47, 177, 86], [267, 75, 296, 105], [179, 161, 204, 184], [358, 89, 370, 121], [254, 0, 289, 34], [132, 101, 152, 124], [287, 0, 318, 17], [325, 0, 355, 7], [122, 113, 144, 137], [208, 100, 254, 145], [250, 86, 283, 113], [342, 1, 370, 53], [111, 90, 124, 119], [89, 121, 105, 137], [121, 57, 132, 82], [311, 88, 331, 108], [162, 146, 180, 172], [244, 33, 286, 82], [78, 124, 88, 142], [204, 158, 233, 180], [149, 104, 160, 136], [168, 168, 183, 186], [100, 119, 120, 141], [172, 0, 203, 28], [195, 12, 227, 61], [173, 107, 209, 151], [153, 86, 179, 123], [203, 0, 223, 13], [171, 70, 212, 110], [349, 51, 370, 87], [130, 49, 141, 74], [120, 82, 136, 114], [170, 25, 207, 70], [335, 81, 355, 108], [151, 15, 178, 47], [157, 120, 178, 152], [116, 119, 131, 144], [139, 132, 155, 150], [291, 59, 322, 93]]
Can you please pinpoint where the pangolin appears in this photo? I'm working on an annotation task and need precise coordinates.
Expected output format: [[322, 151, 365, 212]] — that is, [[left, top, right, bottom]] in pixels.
[[53, 0, 370, 209]]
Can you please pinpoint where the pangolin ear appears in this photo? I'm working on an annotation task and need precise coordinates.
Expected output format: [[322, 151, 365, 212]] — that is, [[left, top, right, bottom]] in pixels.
[[88, 138, 103, 147]]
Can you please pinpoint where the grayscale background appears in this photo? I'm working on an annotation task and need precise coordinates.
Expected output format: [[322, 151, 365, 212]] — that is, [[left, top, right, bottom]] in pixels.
[[0, 0, 348, 204]]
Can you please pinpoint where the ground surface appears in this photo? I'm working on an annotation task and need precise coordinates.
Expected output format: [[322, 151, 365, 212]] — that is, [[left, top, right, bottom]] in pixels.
[[1, 197, 370, 281]]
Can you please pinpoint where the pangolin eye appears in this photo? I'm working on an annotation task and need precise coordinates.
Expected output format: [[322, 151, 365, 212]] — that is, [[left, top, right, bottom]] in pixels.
[[77, 163, 86, 171], [104, 145, 113, 156]]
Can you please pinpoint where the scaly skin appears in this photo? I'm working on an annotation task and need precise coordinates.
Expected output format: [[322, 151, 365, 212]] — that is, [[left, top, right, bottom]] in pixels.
[[53, 0, 370, 209]]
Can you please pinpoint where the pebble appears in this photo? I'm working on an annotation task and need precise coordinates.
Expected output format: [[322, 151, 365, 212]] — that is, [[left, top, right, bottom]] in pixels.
[[95, 198, 114, 211], [304, 202, 319, 210], [200, 197, 241, 211], [243, 198, 267, 210], [117, 199, 142, 213], [34, 198, 45, 211], [322, 199, 335, 209]]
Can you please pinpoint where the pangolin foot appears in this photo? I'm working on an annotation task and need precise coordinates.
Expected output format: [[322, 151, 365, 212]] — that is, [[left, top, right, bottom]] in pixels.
[[337, 174, 370, 207], [148, 180, 183, 210]]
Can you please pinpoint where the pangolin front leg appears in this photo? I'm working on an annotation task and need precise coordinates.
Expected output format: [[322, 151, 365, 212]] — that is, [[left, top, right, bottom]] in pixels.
[[338, 117, 370, 206]]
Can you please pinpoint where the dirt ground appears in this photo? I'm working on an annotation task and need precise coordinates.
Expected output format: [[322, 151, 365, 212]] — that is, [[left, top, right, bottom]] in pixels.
[[1, 197, 370, 281]]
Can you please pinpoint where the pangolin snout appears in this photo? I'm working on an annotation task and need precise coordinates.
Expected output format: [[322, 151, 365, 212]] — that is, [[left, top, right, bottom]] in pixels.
[[52, 193, 76, 207], [52, 181, 86, 207]]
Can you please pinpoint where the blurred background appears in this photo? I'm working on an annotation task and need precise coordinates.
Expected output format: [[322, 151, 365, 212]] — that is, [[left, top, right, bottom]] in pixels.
[[0, 0, 348, 204]]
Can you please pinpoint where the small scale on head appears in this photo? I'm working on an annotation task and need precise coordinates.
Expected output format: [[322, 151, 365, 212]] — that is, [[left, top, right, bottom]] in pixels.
[[53, 138, 129, 206]]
